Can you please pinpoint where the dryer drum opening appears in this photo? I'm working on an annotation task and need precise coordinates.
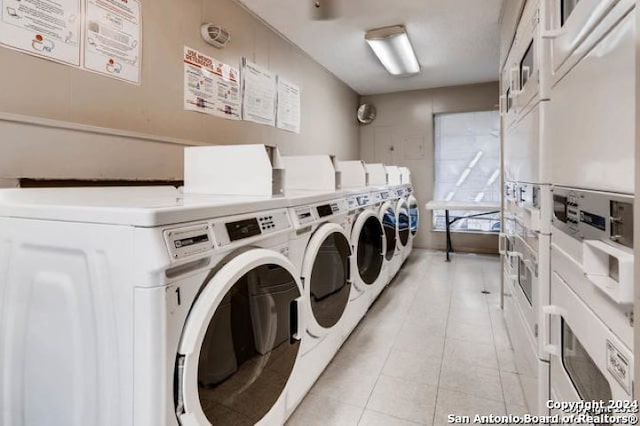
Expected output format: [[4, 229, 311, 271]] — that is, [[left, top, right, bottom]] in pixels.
[[310, 232, 351, 328], [195, 264, 300, 424], [358, 216, 384, 285]]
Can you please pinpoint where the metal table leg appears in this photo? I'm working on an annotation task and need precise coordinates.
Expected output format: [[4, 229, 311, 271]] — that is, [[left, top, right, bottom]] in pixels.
[[445, 209, 452, 262]]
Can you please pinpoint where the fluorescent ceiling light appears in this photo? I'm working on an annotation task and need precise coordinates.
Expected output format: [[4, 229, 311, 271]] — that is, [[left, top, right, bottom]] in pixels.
[[365, 25, 420, 76]]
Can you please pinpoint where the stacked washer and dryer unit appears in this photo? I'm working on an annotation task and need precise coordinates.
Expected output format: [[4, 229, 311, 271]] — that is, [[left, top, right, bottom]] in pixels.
[[501, 0, 635, 418]]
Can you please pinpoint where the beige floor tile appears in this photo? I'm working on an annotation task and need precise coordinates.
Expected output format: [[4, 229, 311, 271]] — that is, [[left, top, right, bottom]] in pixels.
[[290, 251, 527, 425], [309, 358, 381, 408], [439, 358, 503, 402], [329, 342, 392, 377], [500, 371, 526, 406], [449, 295, 490, 313], [381, 348, 442, 386], [447, 306, 492, 326], [359, 409, 424, 425], [445, 318, 494, 345], [393, 322, 447, 356], [433, 389, 506, 425], [367, 375, 437, 425], [286, 393, 363, 426], [443, 338, 499, 370], [505, 404, 528, 415]]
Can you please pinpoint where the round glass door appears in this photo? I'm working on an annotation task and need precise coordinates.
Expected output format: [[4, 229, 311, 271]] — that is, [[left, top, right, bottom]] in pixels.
[[398, 201, 410, 246], [357, 214, 384, 285], [382, 204, 397, 260], [178, 254, 301, 425], [409, 196, 419, 236], [309, 230, 351, 329]]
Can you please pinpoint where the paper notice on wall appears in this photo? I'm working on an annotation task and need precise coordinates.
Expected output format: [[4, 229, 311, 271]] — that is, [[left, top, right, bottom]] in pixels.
[[0, 0, 81, 65], [241, 58, 276, 126], [84, 0, 141, 84], [183, 46, 241, 120], [276, 77, 301, 133]]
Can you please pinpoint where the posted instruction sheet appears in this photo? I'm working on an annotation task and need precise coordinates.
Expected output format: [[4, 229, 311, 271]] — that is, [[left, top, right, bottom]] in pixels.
[[184, 46, 241, 120], [84, 0, 142, 84], [241, 58, 276, 126], [276, 77, 301, 133], [0, 0, 81, 65]]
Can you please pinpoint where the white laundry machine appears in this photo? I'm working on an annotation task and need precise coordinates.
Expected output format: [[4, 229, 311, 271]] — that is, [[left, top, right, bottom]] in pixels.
[[283, 189, 355, 416], [338, 161, 387, 328], [383, 166, 410, 279], [0, 186, 304, 426], [399, 166, 418, 261]]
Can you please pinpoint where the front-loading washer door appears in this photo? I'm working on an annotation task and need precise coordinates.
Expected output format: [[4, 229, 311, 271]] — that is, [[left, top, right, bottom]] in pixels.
[[352, 210, 385, 286], [301, 223, 352, 335], [396, 199, 410, 247], [380, 201, 397, 261], [175, 249, 303, 426], [408, 195, 419, 237]]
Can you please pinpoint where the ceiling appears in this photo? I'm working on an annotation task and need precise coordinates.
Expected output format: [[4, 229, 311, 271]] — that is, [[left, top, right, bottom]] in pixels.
[[236, 0, 504, 95]]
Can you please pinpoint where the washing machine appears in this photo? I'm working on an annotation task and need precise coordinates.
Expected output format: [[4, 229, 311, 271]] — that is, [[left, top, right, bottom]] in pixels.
[[338, 161, 388, 328], [0, 186, 304, 426], [283, 189, 356, 416], [384, 166, 409, 279], [399, 166, 418, 261]]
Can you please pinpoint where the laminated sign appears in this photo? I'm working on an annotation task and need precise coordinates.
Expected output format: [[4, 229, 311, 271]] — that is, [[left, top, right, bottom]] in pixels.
[[184, 46, 241, 120], [84, 0, 142, 84], [0, 0, 82, 65]]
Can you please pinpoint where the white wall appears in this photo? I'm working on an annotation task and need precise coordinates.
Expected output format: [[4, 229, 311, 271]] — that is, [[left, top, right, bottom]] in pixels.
[[0, 0, 360, 184], [360, 82, 499, 252]]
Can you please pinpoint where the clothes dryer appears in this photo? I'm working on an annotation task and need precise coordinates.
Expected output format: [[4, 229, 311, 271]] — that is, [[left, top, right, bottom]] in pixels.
[[283, 189, 355, 416], [385, 166, 410, 273], [0, 187, 303, 426], [399, 167, 418, 261], [338, 161, 388, 313]]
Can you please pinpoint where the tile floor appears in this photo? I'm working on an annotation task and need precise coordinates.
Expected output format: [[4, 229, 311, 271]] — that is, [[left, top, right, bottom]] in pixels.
[[287, 249, 528, 426]]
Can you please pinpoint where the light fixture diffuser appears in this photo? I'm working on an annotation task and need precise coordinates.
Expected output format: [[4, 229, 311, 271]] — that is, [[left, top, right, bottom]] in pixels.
[[365, 25, 420, 76]]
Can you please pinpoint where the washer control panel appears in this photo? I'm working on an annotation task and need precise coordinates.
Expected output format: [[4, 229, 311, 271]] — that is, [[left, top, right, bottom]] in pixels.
[[356, 194, 371, 206], [346, 196, 359, 211], [212, 209, 291, 248], [551, 187, 633, 248]]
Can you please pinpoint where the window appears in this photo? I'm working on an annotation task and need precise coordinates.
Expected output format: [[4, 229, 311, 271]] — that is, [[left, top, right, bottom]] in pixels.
[[433, 110, 501, 232]]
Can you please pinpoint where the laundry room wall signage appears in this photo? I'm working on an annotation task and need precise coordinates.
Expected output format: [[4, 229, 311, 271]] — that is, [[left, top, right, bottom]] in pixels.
[[0, 0, 141, 84], [83, 0, 142, 84], [276, 76, 301, 134], [0, 0, 82, 66], [183, 46, 241, 120], [241, 58, 277, 126]]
